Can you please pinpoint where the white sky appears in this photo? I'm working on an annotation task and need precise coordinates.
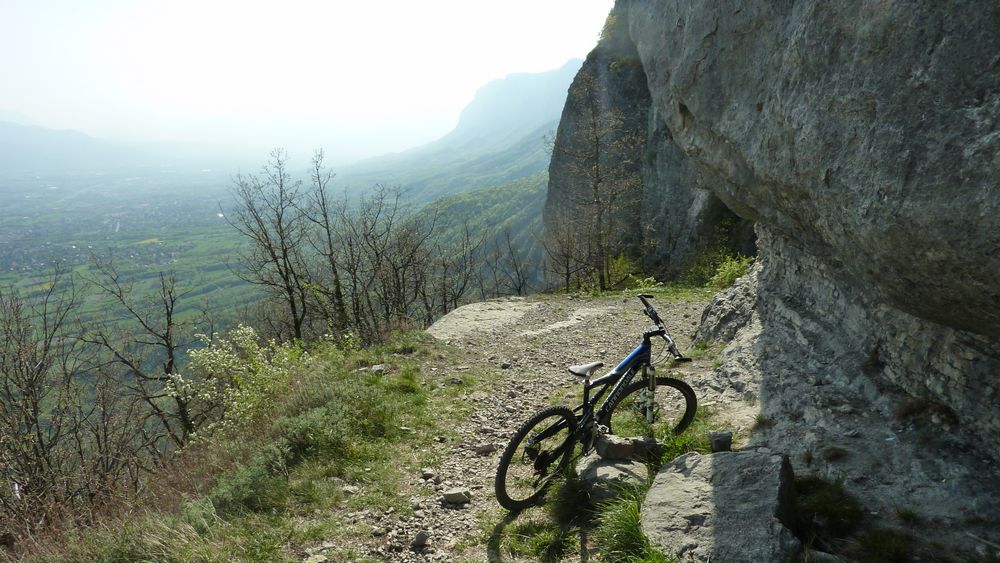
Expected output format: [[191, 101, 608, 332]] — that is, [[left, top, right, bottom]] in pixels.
[[0, 0, 613, 162]]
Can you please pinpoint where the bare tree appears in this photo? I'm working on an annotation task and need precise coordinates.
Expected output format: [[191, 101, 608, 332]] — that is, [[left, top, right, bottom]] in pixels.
[[228, 149, 312, 340], [418, 221, 487, 323], [542, 207, 589, 292], [84, 255, 206, 449], [482, 228, 530, 296], [303, 150, 350, 334], [549, 72, 644, 291], [0, 270, 80, 535], [0, 269, 152, 540]]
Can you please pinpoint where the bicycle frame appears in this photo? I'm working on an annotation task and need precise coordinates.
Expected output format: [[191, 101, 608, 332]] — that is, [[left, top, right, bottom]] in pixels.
[[526, 339, 654, 453]]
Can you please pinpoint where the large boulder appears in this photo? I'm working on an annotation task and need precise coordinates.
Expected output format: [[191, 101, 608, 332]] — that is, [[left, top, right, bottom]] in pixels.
[[642, 451, 801, 562], [552, 0, 1000, 556]]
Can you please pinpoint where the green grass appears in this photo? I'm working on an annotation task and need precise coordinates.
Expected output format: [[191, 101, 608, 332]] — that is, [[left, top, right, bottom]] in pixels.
[[686, 339, 724, 361], [592, 488, 673, 563], [484, 408, 715, 563], [23, 330, 444, 562]]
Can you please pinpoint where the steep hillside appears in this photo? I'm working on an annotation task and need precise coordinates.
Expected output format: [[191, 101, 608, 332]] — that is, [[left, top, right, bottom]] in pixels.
[[415, 172, 547, 288], [339, 60, 580, 203]]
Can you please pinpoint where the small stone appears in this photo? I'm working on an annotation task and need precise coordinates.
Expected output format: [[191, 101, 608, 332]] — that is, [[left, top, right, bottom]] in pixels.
[[709, 431, 733, 452], [342, 485, 359, 495], [500, 361, 512, 369], [442, 488, 472, 504], [474, 443, 498, 455], [421, 467, 436, 479], [411, 530, 431, 548], [304, 555, 328, 563], [372, 527, 386, 537], [370, 364, 389, 373]]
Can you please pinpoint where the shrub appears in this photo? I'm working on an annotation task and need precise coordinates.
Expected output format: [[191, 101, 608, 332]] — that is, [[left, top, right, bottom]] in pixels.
[[708, 254, 753, 288], [209, 455, 289, 516], [180, 325, 303, 435], [271, 406, 352, 465]]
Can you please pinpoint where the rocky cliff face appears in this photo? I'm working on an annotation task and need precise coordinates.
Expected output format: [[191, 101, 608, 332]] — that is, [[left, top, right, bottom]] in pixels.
[[551, 0, 1000, 556], [620, 0, 1000, 437], [555, 0, 1000, 441], [545, 10, 746, 279]]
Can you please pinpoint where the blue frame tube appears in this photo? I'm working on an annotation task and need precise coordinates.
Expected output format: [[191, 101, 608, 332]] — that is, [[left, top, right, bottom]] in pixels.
[[612, 340, 650, 375]]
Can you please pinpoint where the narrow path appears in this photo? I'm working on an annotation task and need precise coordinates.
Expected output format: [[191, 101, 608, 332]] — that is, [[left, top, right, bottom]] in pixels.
[[348, 294, 719, 562]]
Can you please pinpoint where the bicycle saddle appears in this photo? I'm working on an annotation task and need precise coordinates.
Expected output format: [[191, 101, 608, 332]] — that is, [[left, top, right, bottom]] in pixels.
[[567, 362, 604, 377]]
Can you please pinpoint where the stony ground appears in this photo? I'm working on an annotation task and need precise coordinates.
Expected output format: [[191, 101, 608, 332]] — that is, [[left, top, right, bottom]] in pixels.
[[305, 293, 759, 562]]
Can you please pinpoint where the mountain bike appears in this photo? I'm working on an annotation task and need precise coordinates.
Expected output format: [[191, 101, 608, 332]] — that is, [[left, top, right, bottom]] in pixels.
[[494, 294, 697, 511]]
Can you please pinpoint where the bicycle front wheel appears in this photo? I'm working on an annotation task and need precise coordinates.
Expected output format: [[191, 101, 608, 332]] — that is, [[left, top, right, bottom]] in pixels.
[[599, 376, 696, 438], [494, 406, 578, 511]]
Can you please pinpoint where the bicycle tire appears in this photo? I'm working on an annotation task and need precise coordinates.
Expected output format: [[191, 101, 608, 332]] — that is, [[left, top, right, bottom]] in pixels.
[[599, 376, 696, 437], [494, 405, 578, 511]]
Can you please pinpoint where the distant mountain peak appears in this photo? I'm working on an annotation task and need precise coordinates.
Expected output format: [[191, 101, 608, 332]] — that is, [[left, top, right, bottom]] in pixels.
[[338, 59, 583, 203], [448, 59, 583, 146]]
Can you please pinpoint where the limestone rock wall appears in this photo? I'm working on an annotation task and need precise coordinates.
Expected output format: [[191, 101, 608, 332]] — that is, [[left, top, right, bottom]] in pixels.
[[625, 0, 1000, 337], [544, 4, 741, 279], [556, 0, 1000, 441]]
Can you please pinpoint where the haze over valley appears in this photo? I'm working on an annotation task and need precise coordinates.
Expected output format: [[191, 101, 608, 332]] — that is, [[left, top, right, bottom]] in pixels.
[[0, 0, 610, 325]]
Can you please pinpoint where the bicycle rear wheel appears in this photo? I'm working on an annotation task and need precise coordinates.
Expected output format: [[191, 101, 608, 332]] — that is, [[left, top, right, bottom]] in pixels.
[[494, 406, 577, 511], [599, 376, 696, 438]]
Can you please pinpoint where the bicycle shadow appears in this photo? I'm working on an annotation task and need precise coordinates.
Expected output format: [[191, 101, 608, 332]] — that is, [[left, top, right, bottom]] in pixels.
[[485, 509, 590, 562]]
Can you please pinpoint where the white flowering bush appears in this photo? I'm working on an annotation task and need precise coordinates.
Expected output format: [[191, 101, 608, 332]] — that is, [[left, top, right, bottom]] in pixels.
[[182, 325, 304, 435]]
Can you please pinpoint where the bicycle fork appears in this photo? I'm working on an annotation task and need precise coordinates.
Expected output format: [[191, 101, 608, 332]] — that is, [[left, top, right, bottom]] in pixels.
[[644, 365, 657, 424]]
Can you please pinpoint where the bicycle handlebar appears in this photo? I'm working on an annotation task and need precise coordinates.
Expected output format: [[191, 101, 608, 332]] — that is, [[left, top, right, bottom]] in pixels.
[[637, 294, 691, 362], [637, 294, 663, 326]]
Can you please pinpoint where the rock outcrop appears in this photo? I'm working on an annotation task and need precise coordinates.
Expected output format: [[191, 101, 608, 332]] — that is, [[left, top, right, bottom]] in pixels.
[[642, 452, 801, 562], [551, 0, 1000, 557], [555, 0, 1000, 458], [614, 0, 1000, 446], [544, 10, 747, 279]]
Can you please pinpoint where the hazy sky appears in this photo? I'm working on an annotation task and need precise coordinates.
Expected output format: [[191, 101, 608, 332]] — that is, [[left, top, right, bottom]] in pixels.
[[1, 0, 613, 163]]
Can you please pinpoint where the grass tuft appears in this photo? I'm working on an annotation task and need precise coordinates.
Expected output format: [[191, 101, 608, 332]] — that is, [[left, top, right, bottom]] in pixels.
[[592, 487, 672, 563]]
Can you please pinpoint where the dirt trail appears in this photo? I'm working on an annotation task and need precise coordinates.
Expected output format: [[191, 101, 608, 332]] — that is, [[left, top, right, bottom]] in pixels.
[[345, 294, 755, 562]]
